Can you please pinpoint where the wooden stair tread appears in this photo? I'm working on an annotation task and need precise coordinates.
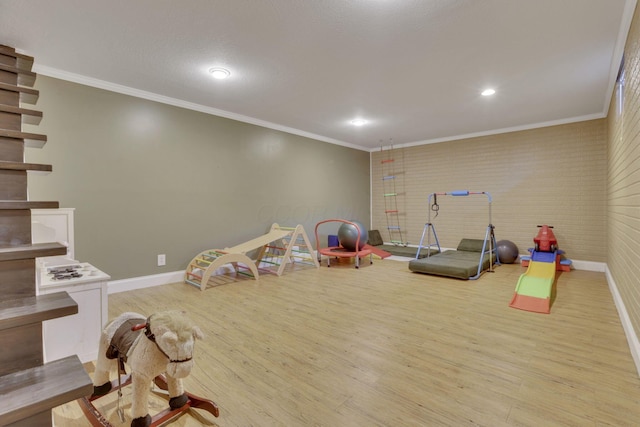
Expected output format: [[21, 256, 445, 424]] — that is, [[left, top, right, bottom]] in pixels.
[[0, 82, 39, 105], [0, 200, 59, 209], [0, 104, 42, 125], [0, 63, 36, 87], [0, 129, 47, 148], [0, 160, 51, 172], [0, 291, 78, 331], [0, 45, 35, 72], [0, 355, 93, 425], [0, 129, 47, 141], [0, 242, 67, 261]]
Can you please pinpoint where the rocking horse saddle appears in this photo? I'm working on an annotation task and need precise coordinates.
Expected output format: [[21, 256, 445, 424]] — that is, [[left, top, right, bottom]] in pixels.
[[106, 318, 145, 365]]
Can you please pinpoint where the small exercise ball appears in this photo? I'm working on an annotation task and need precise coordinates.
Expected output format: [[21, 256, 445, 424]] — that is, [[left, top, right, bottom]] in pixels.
[[497, 240, 519, 264], [338, 221, 368, 251]]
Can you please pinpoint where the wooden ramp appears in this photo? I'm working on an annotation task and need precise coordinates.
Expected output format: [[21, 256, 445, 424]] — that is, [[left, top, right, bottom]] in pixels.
[[185, 223, 319, 290]]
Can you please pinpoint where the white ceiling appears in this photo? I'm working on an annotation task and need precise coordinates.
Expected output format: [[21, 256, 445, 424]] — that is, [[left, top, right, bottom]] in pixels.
[[0, 0, 635, 152]]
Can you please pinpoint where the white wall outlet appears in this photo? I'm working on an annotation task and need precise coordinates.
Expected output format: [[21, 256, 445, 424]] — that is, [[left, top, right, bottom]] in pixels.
[[157, 254, 166, 266]]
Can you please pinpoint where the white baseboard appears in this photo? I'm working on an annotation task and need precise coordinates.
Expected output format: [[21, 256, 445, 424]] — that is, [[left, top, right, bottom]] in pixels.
[[605, 265, 640, 377], [108, 270, 184, 294], [570, 259, 606, 272]]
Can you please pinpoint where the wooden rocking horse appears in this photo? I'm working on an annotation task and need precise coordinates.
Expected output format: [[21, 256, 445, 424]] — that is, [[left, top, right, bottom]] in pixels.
[[78, 311, 219, 427]]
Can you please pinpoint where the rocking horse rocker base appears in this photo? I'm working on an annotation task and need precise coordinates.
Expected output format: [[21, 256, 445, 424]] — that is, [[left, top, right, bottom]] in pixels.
[[78, 373, 219, 427]]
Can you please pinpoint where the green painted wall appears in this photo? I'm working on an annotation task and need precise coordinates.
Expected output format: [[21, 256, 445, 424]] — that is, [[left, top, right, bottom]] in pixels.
[[25, 76, 370, 280]]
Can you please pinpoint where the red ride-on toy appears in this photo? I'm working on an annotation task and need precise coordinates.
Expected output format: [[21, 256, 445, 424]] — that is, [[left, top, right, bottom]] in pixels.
[[534, 225, 557, 252]]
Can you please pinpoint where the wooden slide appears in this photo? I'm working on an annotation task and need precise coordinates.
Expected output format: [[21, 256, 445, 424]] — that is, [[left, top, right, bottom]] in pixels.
[[184, 223, 319, 291]]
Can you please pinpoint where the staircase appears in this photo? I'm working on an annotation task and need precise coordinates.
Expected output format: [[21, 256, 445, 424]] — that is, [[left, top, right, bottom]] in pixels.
[[0, 45, 93, 426]]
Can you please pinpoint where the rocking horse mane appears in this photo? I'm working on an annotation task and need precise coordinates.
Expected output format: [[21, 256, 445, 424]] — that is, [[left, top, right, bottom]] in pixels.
[[149, 310, 204, 342]]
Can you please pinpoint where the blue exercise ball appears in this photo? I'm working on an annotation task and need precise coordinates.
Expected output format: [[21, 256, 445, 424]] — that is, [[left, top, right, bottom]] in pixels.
[[338, 221, 368, 251], [497, 240, 519, 264]]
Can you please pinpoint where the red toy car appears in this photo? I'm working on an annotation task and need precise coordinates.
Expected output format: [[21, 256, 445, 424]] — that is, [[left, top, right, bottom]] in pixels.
[[534, 225, 557, 252]]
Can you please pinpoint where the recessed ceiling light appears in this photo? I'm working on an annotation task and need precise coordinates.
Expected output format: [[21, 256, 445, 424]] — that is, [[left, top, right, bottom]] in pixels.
[[481, 88, 496, 96], [209, 67, 231, 80], [351, 118, 367, 126]]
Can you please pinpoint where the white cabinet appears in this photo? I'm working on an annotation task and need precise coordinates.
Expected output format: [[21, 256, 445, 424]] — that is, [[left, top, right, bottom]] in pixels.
[[38, 263, 110, 363], [32, 208, 111, 363]]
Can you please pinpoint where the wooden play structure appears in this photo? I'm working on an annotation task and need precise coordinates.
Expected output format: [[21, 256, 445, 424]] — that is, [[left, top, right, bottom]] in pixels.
[[184, 223, 319, 290]]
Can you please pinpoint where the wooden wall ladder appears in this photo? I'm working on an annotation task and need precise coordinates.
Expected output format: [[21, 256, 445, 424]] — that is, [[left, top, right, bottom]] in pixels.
[[380, 145, 406, 246]]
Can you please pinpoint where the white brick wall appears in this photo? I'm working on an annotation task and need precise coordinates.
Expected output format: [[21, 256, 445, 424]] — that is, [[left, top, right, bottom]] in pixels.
[[371, 119, 607, 262], [608, 2, 640, 347]]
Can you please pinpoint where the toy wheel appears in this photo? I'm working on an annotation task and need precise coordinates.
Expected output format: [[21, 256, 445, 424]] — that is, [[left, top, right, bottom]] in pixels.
[[550, 244, 557, 252], [534, 243, 540, 252]]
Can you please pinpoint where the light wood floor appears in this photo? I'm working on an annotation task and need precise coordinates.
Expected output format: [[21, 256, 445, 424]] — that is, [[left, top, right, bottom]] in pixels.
[[54, 258, 640, 426]]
